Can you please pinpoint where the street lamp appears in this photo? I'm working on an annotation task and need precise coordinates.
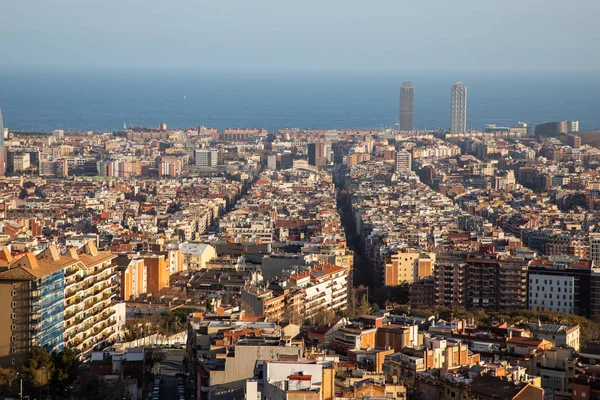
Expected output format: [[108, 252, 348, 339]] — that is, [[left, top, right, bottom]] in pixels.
[[16, 372, 23, 400]]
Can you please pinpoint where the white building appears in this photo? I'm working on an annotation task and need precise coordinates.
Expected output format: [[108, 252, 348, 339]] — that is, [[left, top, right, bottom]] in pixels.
[[395, 150, 411, 173], [528, 273, 575, 314], [267, 154, 277, 170], [289, 264, 348, 319], [567, 120, 579, 132], [525, 323, 580, 351]]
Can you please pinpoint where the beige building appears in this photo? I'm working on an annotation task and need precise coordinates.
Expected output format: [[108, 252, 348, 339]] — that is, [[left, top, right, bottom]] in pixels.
[[384, 251, 435, 286], [180, 242, 216, 270]]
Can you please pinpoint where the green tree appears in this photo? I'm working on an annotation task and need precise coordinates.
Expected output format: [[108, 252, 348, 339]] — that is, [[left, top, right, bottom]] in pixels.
[[23, 347, 54, 389], [52, 348, 80, 395]]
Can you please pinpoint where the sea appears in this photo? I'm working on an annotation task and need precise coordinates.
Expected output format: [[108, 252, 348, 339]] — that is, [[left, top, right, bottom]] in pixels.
[[0, 67, 599, 133]]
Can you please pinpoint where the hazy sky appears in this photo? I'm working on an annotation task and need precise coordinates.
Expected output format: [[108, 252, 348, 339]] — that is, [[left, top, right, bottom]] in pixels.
[[2, 0, 599, 71]]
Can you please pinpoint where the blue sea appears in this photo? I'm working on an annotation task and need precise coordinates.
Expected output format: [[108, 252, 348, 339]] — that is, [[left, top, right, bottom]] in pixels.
[[0, 67, 599, 132]]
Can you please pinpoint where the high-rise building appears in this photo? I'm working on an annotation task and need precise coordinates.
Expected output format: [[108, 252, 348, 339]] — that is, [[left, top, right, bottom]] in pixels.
[[395, 150, 411, 173], [399, 82, 414, 131], [308, 142, 326, 168], [0, 242, 119, 364], [195, 149, 219, 167], [568, 120, 579, 132], [267, 154, 277, 170], [450, 82, 467, 133], [0, 107, 4, 176]]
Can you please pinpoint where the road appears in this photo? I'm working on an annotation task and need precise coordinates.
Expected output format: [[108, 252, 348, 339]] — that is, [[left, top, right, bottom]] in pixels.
[[150, 349, 186, 400]]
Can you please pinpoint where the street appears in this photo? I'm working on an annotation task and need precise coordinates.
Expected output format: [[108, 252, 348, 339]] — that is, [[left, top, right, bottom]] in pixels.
[[150, 349, 186, 400]]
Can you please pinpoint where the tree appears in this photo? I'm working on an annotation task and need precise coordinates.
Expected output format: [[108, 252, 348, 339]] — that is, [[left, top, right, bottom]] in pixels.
[[311, 308, 335, 326], [359, 294, 371, 315], [52, 348, 80, 395], [23, 347, 54, 389], [0, 366, 18, 394], [78, 377, 132, 400], [282, 306, 305, 326]]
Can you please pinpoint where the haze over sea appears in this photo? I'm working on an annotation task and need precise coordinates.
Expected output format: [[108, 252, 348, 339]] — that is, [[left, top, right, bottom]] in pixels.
[[0, 68, 599, 133]]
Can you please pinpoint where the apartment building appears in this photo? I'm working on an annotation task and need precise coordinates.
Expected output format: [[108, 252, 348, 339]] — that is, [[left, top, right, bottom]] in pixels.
[[527, 256, 594, 316], [434, 256, 468, 308], [0, 242, 117, 364], [383, 338, 479, 382], [466, 253, 529, 312], [179, 242, 216, 270], [289, 264, 348, 320], [384, 251, 434, 286], [241, 287, 285, 323]]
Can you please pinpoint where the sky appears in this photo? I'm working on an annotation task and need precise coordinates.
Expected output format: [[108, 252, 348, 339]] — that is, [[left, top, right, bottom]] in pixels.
[[1, 0, 599, 71]]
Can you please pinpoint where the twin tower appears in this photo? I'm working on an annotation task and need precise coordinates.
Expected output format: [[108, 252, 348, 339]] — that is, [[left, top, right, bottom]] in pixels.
[[399, 82, 468, 133]]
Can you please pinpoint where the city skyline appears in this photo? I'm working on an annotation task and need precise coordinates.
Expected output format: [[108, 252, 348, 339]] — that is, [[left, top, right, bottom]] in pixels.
[[0, 1, 599, 399]]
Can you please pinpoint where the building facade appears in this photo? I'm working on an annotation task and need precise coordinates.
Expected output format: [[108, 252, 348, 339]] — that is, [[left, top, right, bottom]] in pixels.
[[0, 242, 118, 365], [395, 151, 412, 174], [399, 82, 414, 131], [450, 82, 467, 133]]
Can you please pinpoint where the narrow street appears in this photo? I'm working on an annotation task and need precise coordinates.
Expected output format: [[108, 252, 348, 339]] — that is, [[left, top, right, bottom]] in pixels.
[[149, 349, 186, 400]]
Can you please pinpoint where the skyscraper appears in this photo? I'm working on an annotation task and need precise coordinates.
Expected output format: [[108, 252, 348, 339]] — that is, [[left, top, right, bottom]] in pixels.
[[399, 82, 414, 131], [308, 142, 326, 168], [0, 107, 4, 176], [450, 82, 467, 133]]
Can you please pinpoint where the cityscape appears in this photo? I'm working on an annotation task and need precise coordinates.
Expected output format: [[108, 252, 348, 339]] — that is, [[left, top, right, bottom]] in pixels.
[[2, 1, 600, 400]]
